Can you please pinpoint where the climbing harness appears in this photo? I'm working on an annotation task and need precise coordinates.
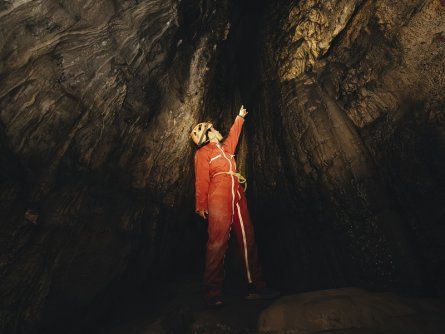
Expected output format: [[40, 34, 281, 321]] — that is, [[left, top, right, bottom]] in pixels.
[[213, 171, 247, 191]]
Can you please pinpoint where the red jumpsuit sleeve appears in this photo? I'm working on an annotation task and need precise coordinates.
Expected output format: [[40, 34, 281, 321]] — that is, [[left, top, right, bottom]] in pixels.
[[194, 149, 210, 212], [223, 115, 245, 155]]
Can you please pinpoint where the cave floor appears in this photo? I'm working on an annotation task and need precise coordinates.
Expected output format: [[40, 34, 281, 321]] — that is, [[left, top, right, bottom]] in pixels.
[[90, 274, 274, 334], [62, 272, 445, 334]]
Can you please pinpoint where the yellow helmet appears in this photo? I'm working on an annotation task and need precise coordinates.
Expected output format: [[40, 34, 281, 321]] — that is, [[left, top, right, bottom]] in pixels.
[[191, 122, 213, 146]]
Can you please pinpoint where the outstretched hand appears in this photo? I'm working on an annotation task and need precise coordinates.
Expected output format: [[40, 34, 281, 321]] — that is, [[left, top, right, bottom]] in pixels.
[[239, 105, 248, 118], [197, 209, 208, 220]]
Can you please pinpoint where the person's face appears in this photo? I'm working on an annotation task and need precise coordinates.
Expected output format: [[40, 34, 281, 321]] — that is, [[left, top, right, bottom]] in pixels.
[[208, 127, 223, 142]]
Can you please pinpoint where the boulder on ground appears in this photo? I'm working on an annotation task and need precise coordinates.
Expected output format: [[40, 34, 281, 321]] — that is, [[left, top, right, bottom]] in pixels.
[[258, 287, 445, 334]]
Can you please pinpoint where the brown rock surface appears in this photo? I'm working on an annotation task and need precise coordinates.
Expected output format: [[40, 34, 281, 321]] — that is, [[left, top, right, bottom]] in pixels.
[[259, 287, 445, 333], [1, 0, 230, 332], [247, 0, 445, 293]]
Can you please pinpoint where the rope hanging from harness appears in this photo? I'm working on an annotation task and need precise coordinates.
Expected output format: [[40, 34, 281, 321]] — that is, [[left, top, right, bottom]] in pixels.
[[213, 171, 247, 191]]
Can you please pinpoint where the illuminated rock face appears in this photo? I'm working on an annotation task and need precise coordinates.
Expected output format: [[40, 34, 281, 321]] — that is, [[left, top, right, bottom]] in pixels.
[[0, 0, 230, 331], [0, 0, 444, 332], [245, 0, 445, 294]]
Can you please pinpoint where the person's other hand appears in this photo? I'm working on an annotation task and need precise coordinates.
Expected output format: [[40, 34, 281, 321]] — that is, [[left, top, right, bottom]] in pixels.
[[197, 209, 208, 220], [239, 105, 248, 118]]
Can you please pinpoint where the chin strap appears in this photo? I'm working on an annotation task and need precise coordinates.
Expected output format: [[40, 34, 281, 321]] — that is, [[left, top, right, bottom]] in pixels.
[[213, 171, 247, 191]]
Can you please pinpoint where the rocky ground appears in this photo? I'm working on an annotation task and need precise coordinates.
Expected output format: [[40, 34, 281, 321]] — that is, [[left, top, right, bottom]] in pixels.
[[83, 277, 445, 334], [61, 274, 274, 334]]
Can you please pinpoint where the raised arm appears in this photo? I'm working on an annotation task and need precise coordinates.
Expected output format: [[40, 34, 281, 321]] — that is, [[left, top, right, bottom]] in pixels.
[[223, 105, 248, 154], [194, 149, 210, 217]]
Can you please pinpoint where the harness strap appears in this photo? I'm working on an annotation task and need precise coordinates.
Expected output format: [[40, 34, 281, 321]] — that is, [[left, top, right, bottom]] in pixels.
[[213, 171, 247, 191]]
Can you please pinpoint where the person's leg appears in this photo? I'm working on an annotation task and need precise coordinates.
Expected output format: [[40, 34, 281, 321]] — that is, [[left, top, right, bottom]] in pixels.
[[231, 189, 267, 291], [204, 189, 233, 304]]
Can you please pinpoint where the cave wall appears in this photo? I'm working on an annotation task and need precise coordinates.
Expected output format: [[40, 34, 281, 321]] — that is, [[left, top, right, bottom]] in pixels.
[[0, 0, 230, 332], [244, 0, 445, 293]]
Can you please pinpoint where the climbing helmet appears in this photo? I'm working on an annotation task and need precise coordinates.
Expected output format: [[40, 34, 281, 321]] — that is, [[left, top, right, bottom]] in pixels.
[[191, 122, 213, 146]]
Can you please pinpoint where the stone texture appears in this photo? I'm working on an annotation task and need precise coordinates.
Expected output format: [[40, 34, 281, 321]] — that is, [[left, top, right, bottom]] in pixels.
[[259, 288, 445, 333], [277, 0, 363, 81], [0, 0, 230, 332], [244, 0, 445, 293]]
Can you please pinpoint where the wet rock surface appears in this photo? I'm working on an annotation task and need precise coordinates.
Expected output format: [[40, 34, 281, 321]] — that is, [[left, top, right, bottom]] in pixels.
[[1, 0, 445, 333]]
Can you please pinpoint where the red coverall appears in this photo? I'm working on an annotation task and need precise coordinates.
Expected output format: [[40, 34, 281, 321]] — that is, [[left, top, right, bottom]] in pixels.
[[194, 116, 266, 301]]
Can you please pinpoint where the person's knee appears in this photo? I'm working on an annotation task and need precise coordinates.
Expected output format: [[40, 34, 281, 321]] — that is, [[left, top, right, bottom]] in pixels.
[[207, 239, 227, 251]]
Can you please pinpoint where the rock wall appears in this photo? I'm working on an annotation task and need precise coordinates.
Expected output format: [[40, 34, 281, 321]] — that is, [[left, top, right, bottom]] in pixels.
[[245, 0, 445, 293], [0, 0, 230, 332]]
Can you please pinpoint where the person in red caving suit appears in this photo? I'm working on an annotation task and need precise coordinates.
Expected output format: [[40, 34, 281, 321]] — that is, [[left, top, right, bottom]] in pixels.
[[191, 105, 279, 308]]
